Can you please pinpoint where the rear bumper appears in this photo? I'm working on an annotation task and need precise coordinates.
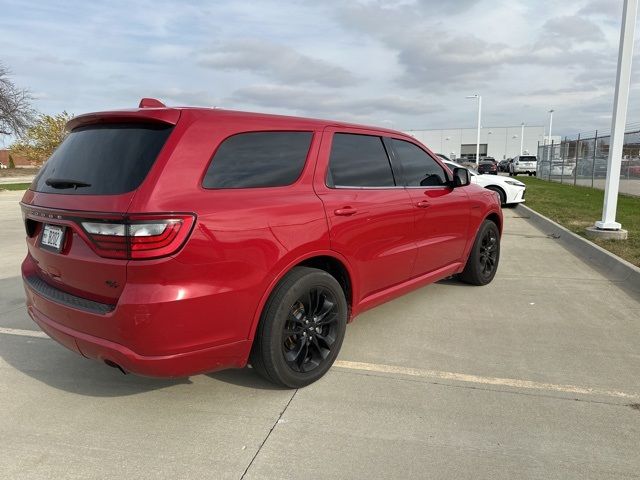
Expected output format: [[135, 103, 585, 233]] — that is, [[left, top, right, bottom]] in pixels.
[[26, 301, 251, 377]]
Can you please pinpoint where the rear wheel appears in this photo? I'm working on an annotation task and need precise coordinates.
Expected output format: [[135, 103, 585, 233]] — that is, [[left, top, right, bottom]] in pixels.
[[250, 267, 347, 388], [459, 220, 500, 286]]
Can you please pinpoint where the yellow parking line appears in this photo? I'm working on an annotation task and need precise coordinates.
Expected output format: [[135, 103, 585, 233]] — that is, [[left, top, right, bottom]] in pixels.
[[334, 360, 640, 400]]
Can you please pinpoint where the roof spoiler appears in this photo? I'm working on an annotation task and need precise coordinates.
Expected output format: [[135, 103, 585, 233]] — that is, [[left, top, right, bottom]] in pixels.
[[67, 100, 179, 131]]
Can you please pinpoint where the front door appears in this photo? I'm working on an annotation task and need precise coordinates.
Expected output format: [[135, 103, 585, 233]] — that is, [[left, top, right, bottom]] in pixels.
[[389, 137, 470, 276]]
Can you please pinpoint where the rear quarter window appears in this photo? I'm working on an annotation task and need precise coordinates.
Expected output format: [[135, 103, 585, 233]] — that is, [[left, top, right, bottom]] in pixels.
[[32, 123, 173, 195], [202, 131, 312, 189]]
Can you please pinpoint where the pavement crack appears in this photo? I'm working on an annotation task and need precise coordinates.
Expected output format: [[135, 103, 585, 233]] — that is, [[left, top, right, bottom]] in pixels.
[[240, 388, 298, 479]]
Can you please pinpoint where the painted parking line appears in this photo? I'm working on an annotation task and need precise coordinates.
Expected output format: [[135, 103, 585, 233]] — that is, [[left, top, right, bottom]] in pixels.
[[1, 327, 637, 400], [0, 327, 48, 339], [334, 360, 640, 401]]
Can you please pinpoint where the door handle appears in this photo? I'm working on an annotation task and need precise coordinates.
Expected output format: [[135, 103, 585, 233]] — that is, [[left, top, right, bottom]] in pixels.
[[334, 207, 358, 216], [416, 200, 431, 208]]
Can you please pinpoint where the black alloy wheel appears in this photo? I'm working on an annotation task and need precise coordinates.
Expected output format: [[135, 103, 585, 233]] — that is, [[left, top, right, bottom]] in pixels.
[[478, 227, 499, 278], [250, 267, 347, 388], [459, 220, 500, 286], [282, 287, 339, 373]]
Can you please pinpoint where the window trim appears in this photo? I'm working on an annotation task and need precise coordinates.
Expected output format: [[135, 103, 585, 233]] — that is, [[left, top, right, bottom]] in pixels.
[[201, 130, 314, 190], [325, 132, 399, 189]]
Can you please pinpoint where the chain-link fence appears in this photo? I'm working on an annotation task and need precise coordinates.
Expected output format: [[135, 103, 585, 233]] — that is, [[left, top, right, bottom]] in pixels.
[[536, 128, 640, 196]]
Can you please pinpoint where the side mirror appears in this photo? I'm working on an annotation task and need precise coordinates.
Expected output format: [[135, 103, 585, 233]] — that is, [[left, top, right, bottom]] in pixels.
[[453, 167, 470, 187]]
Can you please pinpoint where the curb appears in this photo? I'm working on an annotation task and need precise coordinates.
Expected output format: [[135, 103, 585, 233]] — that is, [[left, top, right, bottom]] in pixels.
[[515, 204, 640, 301]]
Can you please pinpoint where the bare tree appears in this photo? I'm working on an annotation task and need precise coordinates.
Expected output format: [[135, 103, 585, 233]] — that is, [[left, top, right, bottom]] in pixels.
[[0, 63, 35, 137]]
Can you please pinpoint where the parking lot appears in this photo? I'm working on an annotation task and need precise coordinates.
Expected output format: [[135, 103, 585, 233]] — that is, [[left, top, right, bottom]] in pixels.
[[1, 189, 639, 479]]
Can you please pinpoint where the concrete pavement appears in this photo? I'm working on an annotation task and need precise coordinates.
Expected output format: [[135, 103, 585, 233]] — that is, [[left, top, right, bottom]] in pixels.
[[0, 190, 639, 479]]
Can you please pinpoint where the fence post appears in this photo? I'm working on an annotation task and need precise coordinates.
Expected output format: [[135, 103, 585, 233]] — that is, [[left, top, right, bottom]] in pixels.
[[591, 130, 598, 188], [560, 137, 566, 184], [574, 133, 580, 186]]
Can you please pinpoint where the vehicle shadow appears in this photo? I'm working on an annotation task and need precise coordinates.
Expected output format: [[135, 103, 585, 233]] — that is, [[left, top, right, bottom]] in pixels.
[[0, 323, 280, 397], [435, 277, 477, 287]]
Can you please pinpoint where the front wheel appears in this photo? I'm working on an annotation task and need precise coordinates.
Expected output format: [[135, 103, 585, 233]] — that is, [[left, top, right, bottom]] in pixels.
[[459, 220, 500, 286], [250, 267, 348, 388]]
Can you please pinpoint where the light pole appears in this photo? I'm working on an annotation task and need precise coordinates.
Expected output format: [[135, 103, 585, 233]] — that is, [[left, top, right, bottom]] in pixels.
[[520, 122, 525, 155], [466, 94, 482, 166], [591, 0, 637, 237], [547, 110, 554, 162]]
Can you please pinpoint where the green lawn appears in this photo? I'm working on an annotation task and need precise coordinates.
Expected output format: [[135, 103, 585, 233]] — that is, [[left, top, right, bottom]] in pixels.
[[517, 176, 640, 266], [0, 183, 31, 191]]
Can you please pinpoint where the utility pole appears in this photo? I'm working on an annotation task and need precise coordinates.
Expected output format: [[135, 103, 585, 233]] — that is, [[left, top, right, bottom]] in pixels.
[[520, 122, 525, 156]]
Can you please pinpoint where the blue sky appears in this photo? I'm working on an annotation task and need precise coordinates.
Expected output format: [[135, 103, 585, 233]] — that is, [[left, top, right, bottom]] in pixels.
[[1, 0, 638, 146]]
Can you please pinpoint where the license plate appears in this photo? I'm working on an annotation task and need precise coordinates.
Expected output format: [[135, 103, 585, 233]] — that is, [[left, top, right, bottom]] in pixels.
[[40, 224, 65, 252]]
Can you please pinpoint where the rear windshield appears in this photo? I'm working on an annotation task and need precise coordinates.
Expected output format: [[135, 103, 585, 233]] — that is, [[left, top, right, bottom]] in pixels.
[[32, 123, 173, 195], [520, 156, 537, 162]]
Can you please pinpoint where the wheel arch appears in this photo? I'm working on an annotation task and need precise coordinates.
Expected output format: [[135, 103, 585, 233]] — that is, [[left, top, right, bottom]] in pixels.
[[485, 211, 502, 233], [484, 185, 506, 205], [247, 251, 356, 343]]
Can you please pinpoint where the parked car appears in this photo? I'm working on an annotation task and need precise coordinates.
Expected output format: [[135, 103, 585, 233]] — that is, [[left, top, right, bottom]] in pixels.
[[477, 160, 498, 175], [498, 159, 510, 172], [576, 157, 608, 178], [539, 162, 575, 177], [443, 160, 525, 206], [509, 155, 537, 176], [20, 98, 502, 388], [0, 162, 7, 169]]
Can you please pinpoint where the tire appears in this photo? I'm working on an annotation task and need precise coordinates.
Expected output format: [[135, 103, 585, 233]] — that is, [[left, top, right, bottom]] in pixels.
[[459, 220, 500, 286], [250, 267, 348, 388], [486, 186, 506, 206]]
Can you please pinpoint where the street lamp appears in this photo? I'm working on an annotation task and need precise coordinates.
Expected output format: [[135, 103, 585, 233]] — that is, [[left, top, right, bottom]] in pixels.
[[520, 122, 525, 155], [466, 94, 482, 166], [547, 110, 554, 162]]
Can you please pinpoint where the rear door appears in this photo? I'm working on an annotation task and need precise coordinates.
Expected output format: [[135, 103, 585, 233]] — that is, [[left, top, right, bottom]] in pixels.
[[388, 137, 470, 276], [22, 120, 176, 304], [314, 128, 416, 301]]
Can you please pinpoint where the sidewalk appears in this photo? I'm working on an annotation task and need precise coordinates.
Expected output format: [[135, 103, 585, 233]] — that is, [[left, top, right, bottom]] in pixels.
[[0, 175, 35, 184]]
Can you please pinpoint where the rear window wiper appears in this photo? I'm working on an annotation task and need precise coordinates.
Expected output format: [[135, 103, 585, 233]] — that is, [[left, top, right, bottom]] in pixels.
[[45, 178, 92, 190]]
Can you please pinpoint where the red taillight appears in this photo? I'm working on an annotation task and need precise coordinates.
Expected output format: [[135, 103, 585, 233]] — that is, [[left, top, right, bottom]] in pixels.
[[80, 214, 195, 260]]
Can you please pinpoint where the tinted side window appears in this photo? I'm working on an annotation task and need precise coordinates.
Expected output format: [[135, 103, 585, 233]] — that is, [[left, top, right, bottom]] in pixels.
[[391, 139, 448, 187], [328, 133, 395, 187], [203, 132, 312, 189]]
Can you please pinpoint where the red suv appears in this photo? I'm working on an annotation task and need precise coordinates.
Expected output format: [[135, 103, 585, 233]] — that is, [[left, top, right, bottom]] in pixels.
[[21, 99, 502, 387]]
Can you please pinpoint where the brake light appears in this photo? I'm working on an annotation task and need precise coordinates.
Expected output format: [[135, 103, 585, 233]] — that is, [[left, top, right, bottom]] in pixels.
[[80, 214, 195, 259]]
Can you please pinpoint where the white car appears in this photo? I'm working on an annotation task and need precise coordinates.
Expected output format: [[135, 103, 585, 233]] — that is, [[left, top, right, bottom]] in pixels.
[[509, 155, 537, 176], [443, 160, 526, 206]]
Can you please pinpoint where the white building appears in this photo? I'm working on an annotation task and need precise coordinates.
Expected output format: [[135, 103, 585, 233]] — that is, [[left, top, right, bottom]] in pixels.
[[404, 125, 546, 161]]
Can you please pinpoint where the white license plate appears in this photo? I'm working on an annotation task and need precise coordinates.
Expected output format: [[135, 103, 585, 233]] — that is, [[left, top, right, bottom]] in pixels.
[[41, 224, 65, 251]]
